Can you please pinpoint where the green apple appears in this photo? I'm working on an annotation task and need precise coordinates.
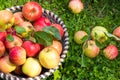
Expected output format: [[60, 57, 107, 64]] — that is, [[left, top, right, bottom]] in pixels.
[[0, 10, 14, 31], [91, 26, 108, 43], [83, 40, 100, 58], [22, 57, 42, 77], [74, 30, 88, 44]]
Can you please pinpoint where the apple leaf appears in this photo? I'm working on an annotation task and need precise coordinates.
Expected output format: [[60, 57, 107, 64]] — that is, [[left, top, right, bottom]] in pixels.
[[54, 70, 61, 80], [33, 31, 53, 46], [14, 26, 26, 34], [43, 26, 61, 40], [81, 35, 88, 43], [6, 34, 14, 42]]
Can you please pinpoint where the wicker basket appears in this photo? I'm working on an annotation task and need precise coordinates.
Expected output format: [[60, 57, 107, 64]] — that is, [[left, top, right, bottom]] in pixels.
[[0, 6, 69, 80]]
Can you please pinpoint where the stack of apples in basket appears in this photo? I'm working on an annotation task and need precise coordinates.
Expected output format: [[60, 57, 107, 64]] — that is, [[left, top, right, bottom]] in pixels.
[[0, 1, 64, 77]]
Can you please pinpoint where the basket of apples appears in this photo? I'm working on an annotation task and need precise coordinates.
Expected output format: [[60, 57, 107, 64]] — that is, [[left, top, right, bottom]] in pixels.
[[0, 1, 69, 80]]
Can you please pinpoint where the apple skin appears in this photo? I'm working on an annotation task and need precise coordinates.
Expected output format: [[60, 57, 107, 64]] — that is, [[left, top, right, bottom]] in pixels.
[[74, 30, 88, 44], [22, 57, 42, 77], [113, 26, 120, 38], [33, 16, 51, 31], [103, 44, 118, 60], [9, 46, 26, 66], [83, 40, 100, 58], [17, 21, 34, 38], [5, 35, 23, 49], [51, 24, 64, 38], [0, 31, 7, 42], [0, 41, 5, 57], [13, 12, 24, 25], [22, 1, 42, 21], [49, 40, 62, 55], [39, 46, 60, 69], [91, 26, 108, 43], [22, 40, 41, 57], [0, 55, 16, 73], [0, 10, 14, 30]]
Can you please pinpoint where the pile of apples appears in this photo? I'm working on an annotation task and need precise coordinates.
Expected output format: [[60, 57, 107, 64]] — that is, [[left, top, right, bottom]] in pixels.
[[0, 1, 64, 77], [74, 26, 119, 60]]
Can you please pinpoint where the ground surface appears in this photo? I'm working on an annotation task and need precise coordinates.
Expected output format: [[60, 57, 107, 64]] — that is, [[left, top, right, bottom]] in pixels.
[[0, 0, 120, 80]]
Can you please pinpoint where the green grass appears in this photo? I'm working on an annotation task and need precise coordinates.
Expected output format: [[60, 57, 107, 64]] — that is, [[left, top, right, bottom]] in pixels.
[[1, 0, 120, 80]]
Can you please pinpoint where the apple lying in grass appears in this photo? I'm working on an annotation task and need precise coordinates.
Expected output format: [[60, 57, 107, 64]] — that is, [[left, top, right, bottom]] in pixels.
[[0, 10, 14, 30], [13, 12, 24, 25], [22, 40, 41, 57], [5, 35, 23, 49], [103, 44, 118, 60], [22, 1, 42, 21], [0, 56, 16, 73], [74, 30, 88, 44], [33, 16, 51, 31], [91, 26, 108, 43], [0, 41, 5, 57], [0, 31, 7, 42], [51, 24, 64, 38], [113, 26, 120, 38], [39, 46, 60, 69], [83, 40, 100, 58], [9, 46, 26, 66], [22, 57, 42, 77], [49, 40, 62, 55]]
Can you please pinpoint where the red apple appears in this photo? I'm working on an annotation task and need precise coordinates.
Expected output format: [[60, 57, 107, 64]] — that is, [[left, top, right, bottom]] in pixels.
[[103, 44, 118, 60], [0, 55, 16, 73], [49, 40, 62, 55], [39, 46, 60, 69], [51, 24, 64, 38], [0, 31, 7, 42], [13, 12, 24, 25], [74, 30, 88, 44], [0, 10, 14, 30], [0, 41, 5, 57], [22, 40, 42, 57], [83, 40, 100, 58], [9, 46, 26, 66], [5, 35, 23, 49], [33, 16, 51, 31], [113, 26, 120, 38], [17, 21, 34, 38], [22, 1, 42, 21], [22, 57, 42, 77]]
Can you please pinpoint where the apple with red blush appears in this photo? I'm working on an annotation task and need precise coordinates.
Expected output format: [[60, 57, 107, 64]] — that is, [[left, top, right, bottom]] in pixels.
[[22, 1, 42, 21], [22, 40, 42, 57], [0, 31, 7, 41], [0, 40, 5, 57]]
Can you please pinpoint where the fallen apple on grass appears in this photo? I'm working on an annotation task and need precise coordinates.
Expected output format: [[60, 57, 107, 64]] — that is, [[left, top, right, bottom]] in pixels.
[[39, 46, 60, 69], [9, 46, 26, 66], [74, 30, 88, 44], [91, 26, 108, 43], [83, 40, 100, 58], [0, 56, 16, 73], [103, 44, 118, 60], [22, 57, 42, 77], [113, 26, 120, 38]]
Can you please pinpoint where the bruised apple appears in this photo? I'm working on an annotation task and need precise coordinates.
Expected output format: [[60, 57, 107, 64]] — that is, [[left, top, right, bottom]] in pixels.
[[22, 57, 42, 77], [83, 40, 100, 58], [0, 56, 16, 73], [0, 41, 5, 57], [39, 46, 60, 69], [9, 46, 26, 66]]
